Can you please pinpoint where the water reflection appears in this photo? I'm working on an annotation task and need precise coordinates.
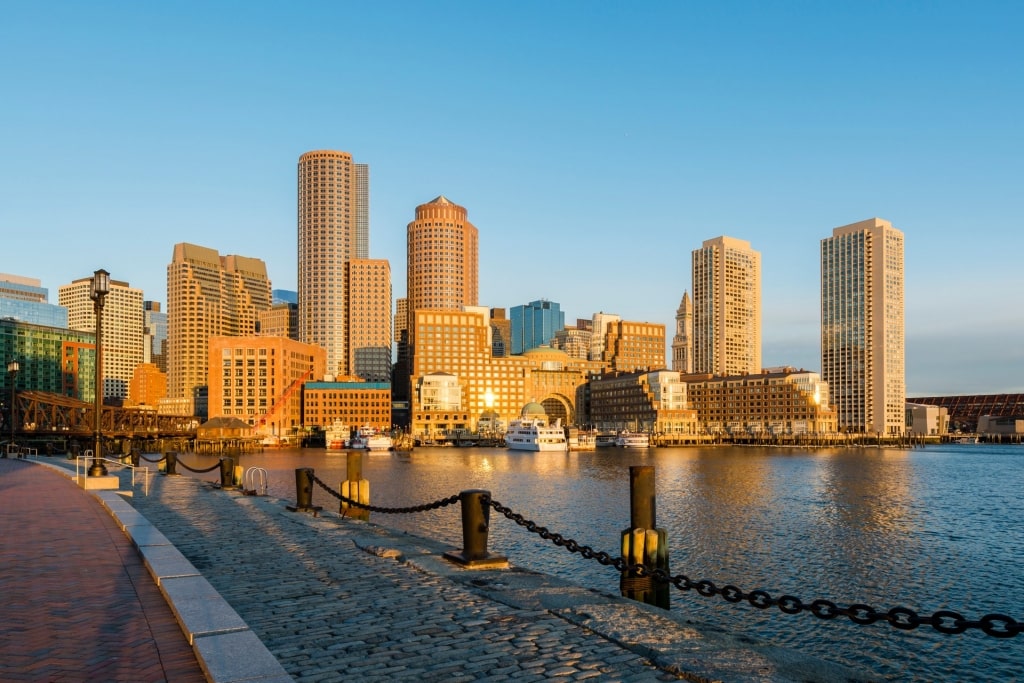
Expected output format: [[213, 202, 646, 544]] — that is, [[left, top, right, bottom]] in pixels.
[[170, 444, 1023, 682]]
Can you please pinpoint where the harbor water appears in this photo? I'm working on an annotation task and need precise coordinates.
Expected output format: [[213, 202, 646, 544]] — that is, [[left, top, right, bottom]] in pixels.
[[175, 443, 1023, 681]]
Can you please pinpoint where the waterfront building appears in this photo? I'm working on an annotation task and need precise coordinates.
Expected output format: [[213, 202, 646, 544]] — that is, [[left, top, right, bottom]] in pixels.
[[302, 380, 391, 432], [683, 368, 836, 437], [908, 394, 1024, 433], [128, 363, 167, 409], [0, 273, 68, 328], [588, 370, 698, 435], [59, 275, 144, 402], [489, 308, 511, 358], [821, 218, 905, 435], [692, 236, 762, 376], [600, 319, 666, 373], [143, 301, 167, 372], [409, 308, 604, 440], [589, 312, 620, 361], [166, 243, 271, 416], [510, 299, 565, 354], [345, 258, 392, 382], [552, 322, 592, 360], [905, 402, 948, 436], [405, 195, 479, 322], [258, 302, 298, 340], [297, 150, 369, 377], [0, 318, 95, 400], [208, 336, 326, 440], [671, 291, 693, 374]]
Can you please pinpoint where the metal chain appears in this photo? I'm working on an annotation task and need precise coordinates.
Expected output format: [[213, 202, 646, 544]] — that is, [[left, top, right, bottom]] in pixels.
[[176, 459, 224, 473], [139, 454, 167, 464], [486, 496, 1022, 639], [310, 474, 460, 514]]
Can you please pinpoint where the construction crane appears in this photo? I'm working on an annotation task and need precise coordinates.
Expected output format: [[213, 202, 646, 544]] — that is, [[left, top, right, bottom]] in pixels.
[[258, 367, 315, 435]]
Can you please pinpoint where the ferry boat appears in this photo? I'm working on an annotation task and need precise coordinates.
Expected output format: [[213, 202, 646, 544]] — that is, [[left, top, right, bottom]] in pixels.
[[615, 431, 650, 448], [349, 425, 393, 452], [505, 418, 568, 451], [595, 432, 618, 448], [325, 421, 348, 450]]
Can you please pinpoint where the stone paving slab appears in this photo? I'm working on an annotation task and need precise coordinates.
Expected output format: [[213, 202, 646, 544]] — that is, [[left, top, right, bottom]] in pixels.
[[161, 575, 251, 643], [121, 470, 871, 683], [194, 630, 294, 683]]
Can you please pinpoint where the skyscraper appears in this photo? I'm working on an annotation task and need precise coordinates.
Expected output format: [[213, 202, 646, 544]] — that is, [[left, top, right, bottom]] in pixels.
[[510, 299, 564, 354], [671, 291, 693, 374], [821, 218, 905, 434], [143, 301, 167, 372], [345, 258, 392, 382], [297, 150, 369, 376], [166, 243, 271, 414], [405, 195, 479, 321], [59, 275, 144, 401], [691, 236, 761, 376]]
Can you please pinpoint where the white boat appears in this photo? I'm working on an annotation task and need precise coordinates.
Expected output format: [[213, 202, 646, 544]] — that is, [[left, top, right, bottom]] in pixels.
[[325, 421, 348, 450], [505, 418, 567, 451], [595, 432, 618, 448], [615, 431, 650, 448], [349, 425, 393, 452], [567, 429, 596, 451], [955, 436, 979, 444]]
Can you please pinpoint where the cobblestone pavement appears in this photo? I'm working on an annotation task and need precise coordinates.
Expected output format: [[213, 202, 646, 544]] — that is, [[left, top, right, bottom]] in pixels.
[[0, 458, 206, 683], [125, 469, 867, 683]]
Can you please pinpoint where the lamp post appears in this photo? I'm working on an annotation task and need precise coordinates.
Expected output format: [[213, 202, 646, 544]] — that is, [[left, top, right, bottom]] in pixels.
[[89, 269, 110, 477], [6, 358, 17, 456]]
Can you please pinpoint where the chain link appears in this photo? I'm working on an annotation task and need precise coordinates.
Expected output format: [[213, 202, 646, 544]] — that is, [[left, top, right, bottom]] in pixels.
[[175, 458, 223, 473], [310, 474, 460, 514], [139, 454, 166, 464], [485, 495, 1022, 639]]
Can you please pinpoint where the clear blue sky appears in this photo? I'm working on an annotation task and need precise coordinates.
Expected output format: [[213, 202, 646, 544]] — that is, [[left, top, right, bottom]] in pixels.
[[2, 2, 1022, 395]]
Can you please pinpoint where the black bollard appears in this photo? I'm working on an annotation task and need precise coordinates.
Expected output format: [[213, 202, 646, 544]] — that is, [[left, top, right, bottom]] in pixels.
[[287, 467, 322, 516], [219, 457, 235, 488], [165, 451, 178, 475], [130, 449, 140, 467], [443, 490, 508, 569]]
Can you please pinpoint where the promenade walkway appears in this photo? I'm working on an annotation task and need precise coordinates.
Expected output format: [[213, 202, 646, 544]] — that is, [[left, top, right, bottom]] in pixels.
[[0, 457, 206, 683], [1, 455, 867, 682]]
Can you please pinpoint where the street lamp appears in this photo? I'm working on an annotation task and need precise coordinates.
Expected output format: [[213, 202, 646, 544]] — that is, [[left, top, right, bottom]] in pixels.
[[6, 358, 17, 456], [89, 269, 110, 477]]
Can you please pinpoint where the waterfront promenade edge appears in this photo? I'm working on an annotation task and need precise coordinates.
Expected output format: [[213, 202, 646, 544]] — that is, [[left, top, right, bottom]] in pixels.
[[2, 454, 869, 682]]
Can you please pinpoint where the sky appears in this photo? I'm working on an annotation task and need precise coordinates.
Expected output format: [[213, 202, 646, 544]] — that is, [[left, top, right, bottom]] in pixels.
[[2, 1, 1022, 396]]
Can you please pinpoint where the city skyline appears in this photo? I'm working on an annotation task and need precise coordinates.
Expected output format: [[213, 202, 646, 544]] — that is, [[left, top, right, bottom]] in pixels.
[[3, 3, 1022, 395]]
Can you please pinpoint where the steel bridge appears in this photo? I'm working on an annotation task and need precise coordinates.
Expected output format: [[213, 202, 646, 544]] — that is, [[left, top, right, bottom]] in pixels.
[[6, 390, 197, 440]]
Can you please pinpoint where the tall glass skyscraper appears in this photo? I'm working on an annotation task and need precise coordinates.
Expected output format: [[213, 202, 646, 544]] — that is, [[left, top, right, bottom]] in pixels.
[[510, 299, 564, 355], [821, 218, 905, 435]]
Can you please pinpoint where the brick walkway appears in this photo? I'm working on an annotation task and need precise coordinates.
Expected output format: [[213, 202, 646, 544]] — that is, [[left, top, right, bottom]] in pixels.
[[0, 457, 206, 683]]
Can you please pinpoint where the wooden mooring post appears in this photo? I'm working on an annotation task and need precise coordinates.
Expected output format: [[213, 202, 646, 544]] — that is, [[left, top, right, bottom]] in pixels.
[[340, 451, 370, 521], [620, 465, 670, 609]]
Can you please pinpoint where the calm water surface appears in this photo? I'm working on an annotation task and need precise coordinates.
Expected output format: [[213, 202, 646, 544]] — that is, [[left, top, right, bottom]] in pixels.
[[177, 443, 1023, 682]]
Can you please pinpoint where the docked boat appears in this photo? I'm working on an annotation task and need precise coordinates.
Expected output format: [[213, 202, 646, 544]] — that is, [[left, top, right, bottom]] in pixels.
[[955, 435, 979, 444], [595, 432, 618, 448], [505, 418, 568, 451], [567, 428, 596, 451], [615, 431, 650, 448], [325, 421, 348, 450], [349, 425, 393, 452]]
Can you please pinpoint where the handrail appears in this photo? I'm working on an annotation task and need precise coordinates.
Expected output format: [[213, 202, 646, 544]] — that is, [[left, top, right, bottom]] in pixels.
[[74, 454, 152, 495]]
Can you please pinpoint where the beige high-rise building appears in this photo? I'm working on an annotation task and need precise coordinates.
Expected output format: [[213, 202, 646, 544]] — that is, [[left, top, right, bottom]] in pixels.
[[345, 258, 392, 382], [59, 275, 144, 401], [297, 150, 369, 377], [821, 218, 905, 434], [692, 236, 761, 376], [166, 243, 271, 414], [671, 291, 693, 373], [406, 195, 479, 331]]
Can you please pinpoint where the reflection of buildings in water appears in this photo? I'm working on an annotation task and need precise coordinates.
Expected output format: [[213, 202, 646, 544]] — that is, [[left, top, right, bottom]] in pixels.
[[811, 450, 919, 588]]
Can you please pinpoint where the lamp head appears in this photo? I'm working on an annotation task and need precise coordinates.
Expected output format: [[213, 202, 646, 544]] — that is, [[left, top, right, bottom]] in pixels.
[[90, 269, 111, 300], [7, 359, 17, 374]]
